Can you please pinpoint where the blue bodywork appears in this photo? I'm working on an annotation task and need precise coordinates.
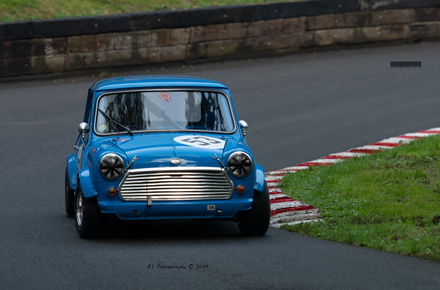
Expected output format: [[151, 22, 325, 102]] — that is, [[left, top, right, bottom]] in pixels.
[[66, 76, 265, 220]]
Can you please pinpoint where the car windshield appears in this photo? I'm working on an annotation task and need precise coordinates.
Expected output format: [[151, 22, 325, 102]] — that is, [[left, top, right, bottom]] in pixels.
[[95, 91, 235, 134]]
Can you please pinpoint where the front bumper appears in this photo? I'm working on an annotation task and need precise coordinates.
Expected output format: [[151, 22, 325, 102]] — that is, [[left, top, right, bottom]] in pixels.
[[98, 198, 253, 220]]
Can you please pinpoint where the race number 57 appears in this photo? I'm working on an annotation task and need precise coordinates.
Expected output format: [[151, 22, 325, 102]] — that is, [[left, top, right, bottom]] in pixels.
[[174, 136, 225, 149]]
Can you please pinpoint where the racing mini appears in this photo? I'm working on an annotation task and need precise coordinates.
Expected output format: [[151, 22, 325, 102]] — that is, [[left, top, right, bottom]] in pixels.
[[65, 76, 270, 238]]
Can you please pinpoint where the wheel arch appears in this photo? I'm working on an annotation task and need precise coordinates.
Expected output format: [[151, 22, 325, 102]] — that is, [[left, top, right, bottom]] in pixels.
[[66, 153, 77, 191], [78, 168, 99, 199], [253, 163, 265, 192]]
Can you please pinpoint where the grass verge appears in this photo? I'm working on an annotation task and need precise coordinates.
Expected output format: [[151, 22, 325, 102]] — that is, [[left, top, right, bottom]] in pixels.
[[279, 134, 440, 260], [1, 0, 300, 23]]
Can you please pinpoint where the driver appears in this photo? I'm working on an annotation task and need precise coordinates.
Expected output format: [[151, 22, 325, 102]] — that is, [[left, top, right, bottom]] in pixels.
[[106, 93, 145, 132]]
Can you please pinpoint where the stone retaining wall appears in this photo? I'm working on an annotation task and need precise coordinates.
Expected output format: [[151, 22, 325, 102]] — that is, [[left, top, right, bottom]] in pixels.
[[1, 0, 440, 77]]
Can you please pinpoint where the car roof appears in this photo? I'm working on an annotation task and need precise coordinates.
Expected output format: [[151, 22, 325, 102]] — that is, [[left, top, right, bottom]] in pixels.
[[91, 75, 228, 92]]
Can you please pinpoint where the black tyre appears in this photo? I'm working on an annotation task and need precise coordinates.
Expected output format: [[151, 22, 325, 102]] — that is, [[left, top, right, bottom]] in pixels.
[[75, 182, 106, 239], [237, 183, 270, 235], [65, 167, 75, 217]]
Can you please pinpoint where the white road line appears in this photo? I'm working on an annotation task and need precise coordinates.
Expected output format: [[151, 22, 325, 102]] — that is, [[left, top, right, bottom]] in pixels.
[[328, 152, 367, 157], [268, 188, 282, 193], [271, 209, 320, 220], [270, 201, 304, 211], [281, 166, 310, 171], [266, 170, 299, 175], [267, 182, 280, 187], [270, 219, 319, 228], [378, 137, 412, 144], [309, 158, 344, 164], [265, 175, 284, 181], [353, 145, 393, 150], [270, 194, 288, 199], [404, 133, 437, 137], [270, 213, 321, 225]]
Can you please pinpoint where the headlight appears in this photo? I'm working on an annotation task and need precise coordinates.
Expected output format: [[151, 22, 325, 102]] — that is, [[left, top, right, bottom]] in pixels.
[[227, 151, 252, 178], [98, 154, 124, 180]]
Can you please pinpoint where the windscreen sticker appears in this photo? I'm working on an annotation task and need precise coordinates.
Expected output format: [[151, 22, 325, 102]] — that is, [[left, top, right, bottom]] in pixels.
[[174, 136, 226, 149], [97, 123, 107, 132], [160, 92, 171, 102]]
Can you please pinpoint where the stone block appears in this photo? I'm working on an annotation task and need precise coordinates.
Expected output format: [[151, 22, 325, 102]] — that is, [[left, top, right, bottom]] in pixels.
[[186, 43, 207, 59], [67, 34, 109, 53], [240, 34, 301, 54], [333, 13, 361, 28], [0, 54, 65, 77], [32, 54, 66, 72], [409, 21, 440, 39], [370, 9, 415, 25], [65, 49, 154, 70], [67, 31, 152, 53], [303, 24, 409, 46], [306, 14, 335, 30], [203, 39, 240, 58], [0, 38, 66, 59], [340, 11, 377, 27], [189, 23, 243, 43], [332, 28, 354, 44], [148, 44, 187, 63], [378, 24, 410, 41], [349, 24, 409, 43], [301, 30, 335, 47], [187, 33, 302, 59], [414, 8, 440, 22], [341, 11, 376, 27], [151, 28, 190, 46], [351, 27, 375, 43], [244, 17, 306, 37]]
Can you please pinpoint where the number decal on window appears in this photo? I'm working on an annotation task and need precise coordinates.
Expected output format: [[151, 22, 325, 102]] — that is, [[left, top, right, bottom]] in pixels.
[[174, 136, 225, 149]]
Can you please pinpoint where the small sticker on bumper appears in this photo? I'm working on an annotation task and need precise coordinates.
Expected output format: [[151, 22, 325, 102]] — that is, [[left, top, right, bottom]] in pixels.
[[207, 205, 215, 210]]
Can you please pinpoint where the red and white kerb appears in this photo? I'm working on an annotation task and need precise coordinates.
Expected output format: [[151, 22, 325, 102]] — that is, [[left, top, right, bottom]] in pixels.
[[267, 127, 440, 229]]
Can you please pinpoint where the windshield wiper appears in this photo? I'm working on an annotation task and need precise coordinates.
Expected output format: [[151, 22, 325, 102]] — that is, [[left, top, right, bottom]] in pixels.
[[98, 109, 133, 136]]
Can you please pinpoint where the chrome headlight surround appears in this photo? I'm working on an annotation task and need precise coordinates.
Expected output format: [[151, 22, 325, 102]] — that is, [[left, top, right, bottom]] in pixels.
[[98, 153, 125, 180], [227, 151, 252, 178]]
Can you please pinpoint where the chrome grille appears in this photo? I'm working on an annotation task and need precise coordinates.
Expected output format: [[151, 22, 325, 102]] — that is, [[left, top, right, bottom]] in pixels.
[[118, 167, 234, 201]]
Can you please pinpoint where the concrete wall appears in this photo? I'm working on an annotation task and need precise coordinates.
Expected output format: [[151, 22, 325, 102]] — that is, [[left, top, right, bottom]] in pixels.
[[1, 0, 440, 77]]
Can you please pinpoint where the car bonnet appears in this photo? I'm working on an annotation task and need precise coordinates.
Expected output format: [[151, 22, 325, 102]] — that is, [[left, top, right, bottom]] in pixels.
[[111, 133, 233, 168]]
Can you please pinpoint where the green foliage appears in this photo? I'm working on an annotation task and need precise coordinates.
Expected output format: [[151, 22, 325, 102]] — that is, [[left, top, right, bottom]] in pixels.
[[0, 0, 298, 22], [280, 134, 440, 260]]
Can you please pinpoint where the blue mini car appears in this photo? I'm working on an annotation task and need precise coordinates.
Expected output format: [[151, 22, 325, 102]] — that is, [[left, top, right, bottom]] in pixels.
[[65, 76, 270, 238]]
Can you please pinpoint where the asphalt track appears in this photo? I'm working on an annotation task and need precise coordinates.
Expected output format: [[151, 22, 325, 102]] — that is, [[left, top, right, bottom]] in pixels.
[[1, 41, 440, 289]]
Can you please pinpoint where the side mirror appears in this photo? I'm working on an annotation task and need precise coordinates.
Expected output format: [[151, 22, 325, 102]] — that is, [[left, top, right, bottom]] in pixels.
[[78, 122, 90, 138], [239, 120, 248, 141]]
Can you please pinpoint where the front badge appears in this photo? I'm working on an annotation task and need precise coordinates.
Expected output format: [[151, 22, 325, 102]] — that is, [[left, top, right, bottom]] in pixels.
[[170, 158, 181, 165]]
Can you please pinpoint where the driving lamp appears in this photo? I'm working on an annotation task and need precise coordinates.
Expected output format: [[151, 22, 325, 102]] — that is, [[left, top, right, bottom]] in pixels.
[[227, 152, 252, 178], [98, 154, 124, 180]]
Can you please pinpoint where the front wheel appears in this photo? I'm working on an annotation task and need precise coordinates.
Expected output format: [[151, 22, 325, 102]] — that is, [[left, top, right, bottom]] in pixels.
[[237, 183, 270, 235], [75, 183, 106, 238]]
